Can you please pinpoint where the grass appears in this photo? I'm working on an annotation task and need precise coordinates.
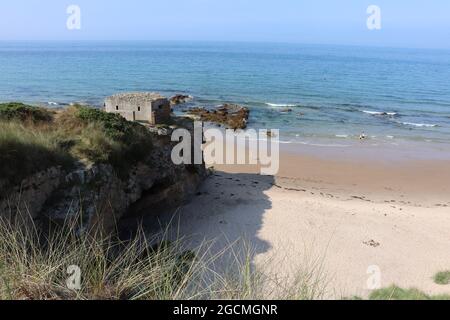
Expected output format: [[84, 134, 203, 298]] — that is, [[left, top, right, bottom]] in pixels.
[[71, 105, 153, 172], [369, 285, 450, 300], [0, 103, 155, 194], [0, 102, 53, 123], [0, 214, 198, 300], [2, 205, 449, 301], [0, 210, 328, 300], [434, 271, 450, 285], [0, 121, 74, 193]]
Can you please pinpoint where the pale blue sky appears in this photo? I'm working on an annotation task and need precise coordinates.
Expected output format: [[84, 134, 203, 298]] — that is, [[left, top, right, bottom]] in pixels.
[[0, 0, 449, 48]]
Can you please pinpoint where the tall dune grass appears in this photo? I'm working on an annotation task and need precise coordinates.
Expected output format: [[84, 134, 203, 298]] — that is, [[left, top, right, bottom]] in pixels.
[[0, 210, 328, 300], [0, 121, 74, 193]]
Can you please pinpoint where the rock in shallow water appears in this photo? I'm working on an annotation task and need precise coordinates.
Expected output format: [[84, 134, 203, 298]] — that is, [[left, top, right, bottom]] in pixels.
[[170, 94, 192, 106], [185, 103, 250, 130]]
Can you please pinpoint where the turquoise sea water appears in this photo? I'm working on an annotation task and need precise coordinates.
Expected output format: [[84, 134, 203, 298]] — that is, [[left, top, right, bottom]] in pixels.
[[0, 41, 449, 146]]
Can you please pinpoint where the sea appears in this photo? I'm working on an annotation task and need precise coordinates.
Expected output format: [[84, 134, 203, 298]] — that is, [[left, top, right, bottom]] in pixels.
[[0, 41, 449, 149]]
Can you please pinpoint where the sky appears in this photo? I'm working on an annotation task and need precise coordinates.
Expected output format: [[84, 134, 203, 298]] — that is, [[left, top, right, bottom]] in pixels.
[[0, 0, 449, 48]]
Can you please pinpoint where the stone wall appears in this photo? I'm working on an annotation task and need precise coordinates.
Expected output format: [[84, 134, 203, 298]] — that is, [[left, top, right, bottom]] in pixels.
[[105, 92, 171, 125]]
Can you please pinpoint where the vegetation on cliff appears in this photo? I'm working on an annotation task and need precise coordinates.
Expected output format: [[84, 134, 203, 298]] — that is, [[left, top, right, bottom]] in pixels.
[[0, 121, 74, 192], [0, 102, 53, 123], [0, 103, 154, 194], [57, 105, 153, 173]]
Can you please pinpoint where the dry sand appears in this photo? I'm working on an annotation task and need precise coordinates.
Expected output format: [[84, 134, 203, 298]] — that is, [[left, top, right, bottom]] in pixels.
[[159, 144, 450, 299]]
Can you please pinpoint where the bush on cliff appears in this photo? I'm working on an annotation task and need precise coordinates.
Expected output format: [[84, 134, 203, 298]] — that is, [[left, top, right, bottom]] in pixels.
[[0, 104, 154, 193], [57, 106, 153, 172], [0, 102, 53, 123]]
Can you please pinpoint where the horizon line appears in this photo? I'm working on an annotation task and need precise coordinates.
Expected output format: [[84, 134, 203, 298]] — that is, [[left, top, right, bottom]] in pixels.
[[0, 39, 449, 51]]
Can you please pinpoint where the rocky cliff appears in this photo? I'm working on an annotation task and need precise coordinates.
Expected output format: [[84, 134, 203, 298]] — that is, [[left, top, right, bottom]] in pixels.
[[0, 118, 207, 236]]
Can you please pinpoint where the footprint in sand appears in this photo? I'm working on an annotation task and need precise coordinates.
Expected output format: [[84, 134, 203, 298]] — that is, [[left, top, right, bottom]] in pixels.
[[363, 240, 381, 248]]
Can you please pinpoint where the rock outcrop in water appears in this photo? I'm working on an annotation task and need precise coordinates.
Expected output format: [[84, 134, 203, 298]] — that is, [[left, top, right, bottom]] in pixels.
[[170, 94, 192, 106], [185, 104, 250, 130]]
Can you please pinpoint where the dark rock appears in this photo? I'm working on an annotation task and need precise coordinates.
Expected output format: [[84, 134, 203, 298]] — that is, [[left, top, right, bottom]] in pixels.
[[170, 94, 192, 106], [266, 129, 276, 138], [186, 104, 250, 130]]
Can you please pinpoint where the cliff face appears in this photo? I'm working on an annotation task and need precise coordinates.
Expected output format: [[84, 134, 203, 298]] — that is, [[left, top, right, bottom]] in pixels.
[[0, 127, 207, 236]]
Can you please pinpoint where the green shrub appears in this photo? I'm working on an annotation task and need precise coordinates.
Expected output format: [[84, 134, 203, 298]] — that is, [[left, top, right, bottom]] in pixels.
[[76, 106, 142, 141], [72, 106, 153, 172], [70, 123, 122, 164], [0, 104, 157, 192], [0, 103, 53, 123], [434, 271, 450, 285]]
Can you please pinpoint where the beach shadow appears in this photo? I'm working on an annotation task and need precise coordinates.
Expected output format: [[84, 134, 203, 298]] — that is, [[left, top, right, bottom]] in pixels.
[[120, 171, 274, 279]]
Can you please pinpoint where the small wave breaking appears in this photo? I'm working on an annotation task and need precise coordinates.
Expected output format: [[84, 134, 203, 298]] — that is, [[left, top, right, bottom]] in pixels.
[[399, 122, 438, 128], [362, 110, 398, 116], [266, 103, 298, 107]]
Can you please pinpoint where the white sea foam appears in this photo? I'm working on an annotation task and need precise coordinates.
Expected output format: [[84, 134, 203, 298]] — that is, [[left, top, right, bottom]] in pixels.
[[400, 122, 438, 128], [362, 110, 398, 116], [47, 101, 58, 106], [335, 134, 349, 138], [266, 103, 297, 107]]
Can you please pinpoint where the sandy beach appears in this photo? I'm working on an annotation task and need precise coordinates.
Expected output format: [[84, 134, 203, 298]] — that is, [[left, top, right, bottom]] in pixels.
[[155, 143, 450, 299]]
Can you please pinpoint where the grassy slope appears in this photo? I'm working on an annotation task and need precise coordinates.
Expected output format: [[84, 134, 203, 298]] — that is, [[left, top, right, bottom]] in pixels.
[[0, 103, 154, 194]]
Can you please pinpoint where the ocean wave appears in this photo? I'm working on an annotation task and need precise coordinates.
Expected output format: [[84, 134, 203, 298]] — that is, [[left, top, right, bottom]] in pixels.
[[47, 101, 59, 106], [399, 122, 438, 128], [362, 110, 398, 116], [266, 103, 298, 107]]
